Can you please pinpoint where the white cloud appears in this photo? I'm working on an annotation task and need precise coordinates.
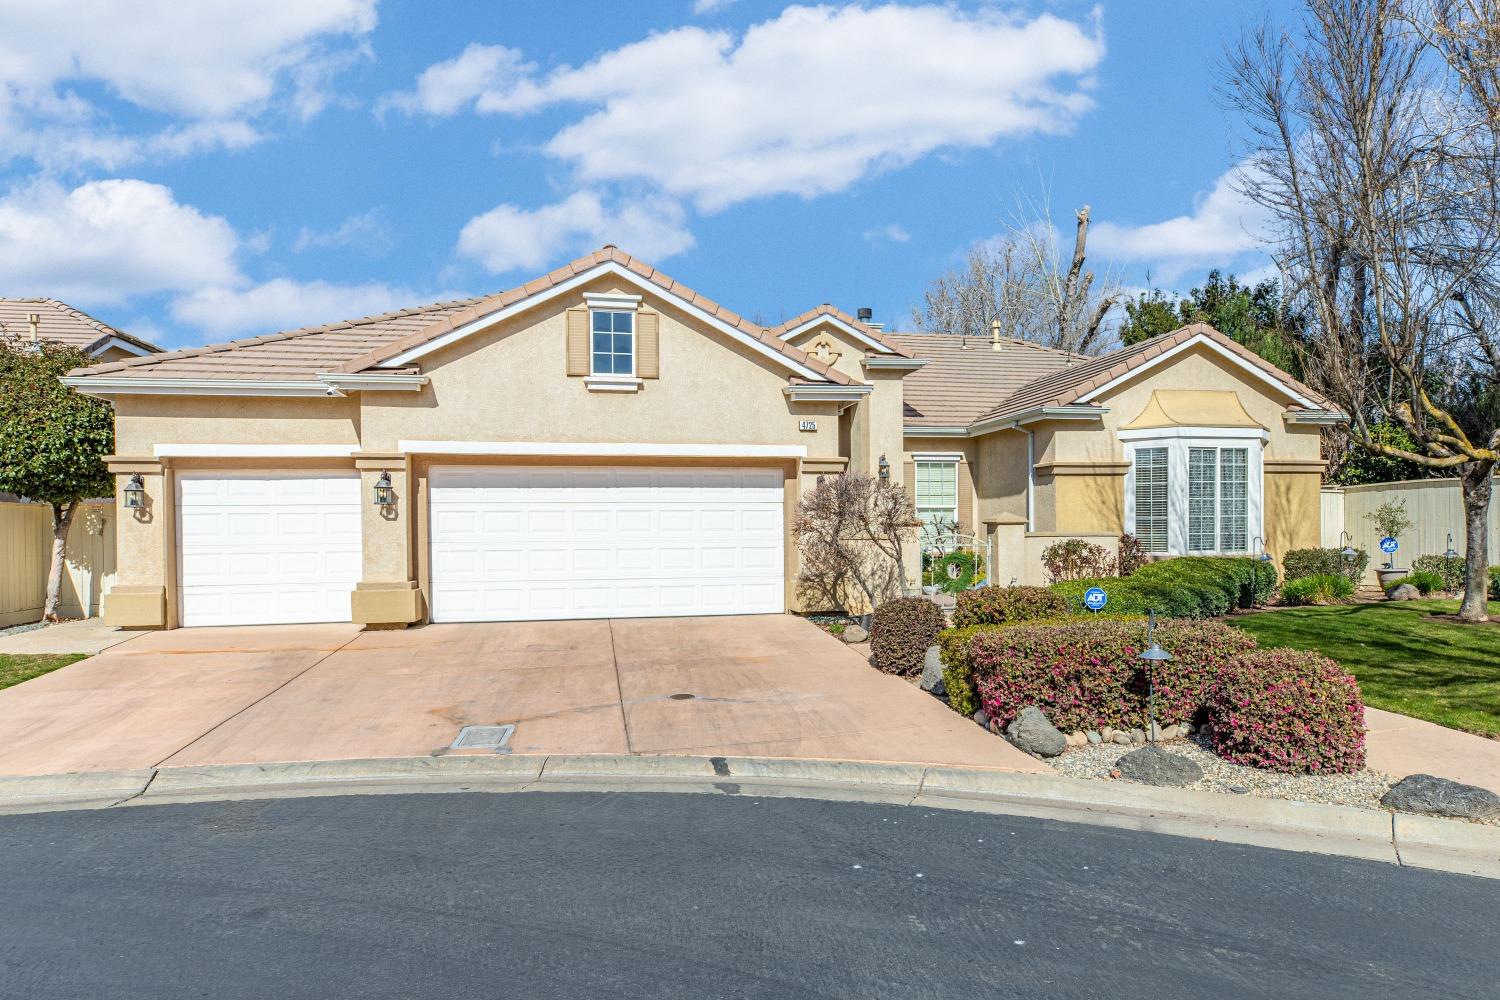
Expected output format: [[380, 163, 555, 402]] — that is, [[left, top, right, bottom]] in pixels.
[[294, 208, 394, 255], [457, 190, 695, 274], [395, 4, 1105, 212], [170, 278, 436, 338], [0, 178, 241, 303], [863, 223, 911, 245], [0, 0, 376, 167], [692, 0, 736, 14], [1091, 165, 1272, 280], [378, 43, 532, 118]]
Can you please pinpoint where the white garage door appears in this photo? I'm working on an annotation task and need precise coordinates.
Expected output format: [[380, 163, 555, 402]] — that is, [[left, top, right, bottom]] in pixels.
[[429, 465, 785, 622], [176, 472, 362, 627]]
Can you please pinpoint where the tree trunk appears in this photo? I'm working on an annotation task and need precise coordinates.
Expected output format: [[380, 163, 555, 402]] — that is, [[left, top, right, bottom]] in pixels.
[[1458, 461, 1494, 623], [43, 501, 77, 622]]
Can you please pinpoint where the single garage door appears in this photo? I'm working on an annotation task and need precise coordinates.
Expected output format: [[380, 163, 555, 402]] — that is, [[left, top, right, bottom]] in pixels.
[[429, 465, 784, 622], [176, 472, 362, 627]]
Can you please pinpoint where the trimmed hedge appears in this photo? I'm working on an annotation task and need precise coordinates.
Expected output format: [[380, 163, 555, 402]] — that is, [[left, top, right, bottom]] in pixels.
[[952, 585, 1066, 629], [1412, 554, 1463, 592], [1053, 556, 1276, 619], [968, 617, 1259, 732], [1493, 566, 1500, 599], [1283, 546, 1370, 585], [1279, 574, 1354, 606], [1207, 648, 1366, 774], [870, 597, 946, 677]]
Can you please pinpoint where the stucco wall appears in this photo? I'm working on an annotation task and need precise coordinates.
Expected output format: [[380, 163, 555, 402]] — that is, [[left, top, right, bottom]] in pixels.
[[113, 395, 360, 454]]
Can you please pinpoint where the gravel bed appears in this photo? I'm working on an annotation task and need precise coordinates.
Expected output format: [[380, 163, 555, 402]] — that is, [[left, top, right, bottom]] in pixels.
[[1049, 734, 1403, 814], [0, 621, 48, 639]]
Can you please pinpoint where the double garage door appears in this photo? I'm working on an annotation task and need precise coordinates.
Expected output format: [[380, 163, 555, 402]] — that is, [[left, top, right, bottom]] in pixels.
[[175, 466, 784, 627]]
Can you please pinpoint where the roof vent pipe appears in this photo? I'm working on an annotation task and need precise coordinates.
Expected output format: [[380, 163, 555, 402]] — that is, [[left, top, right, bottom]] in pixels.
[[856, 307, 873, 322], [990, 318, 1003, 352], [27, 312, 39, 345]]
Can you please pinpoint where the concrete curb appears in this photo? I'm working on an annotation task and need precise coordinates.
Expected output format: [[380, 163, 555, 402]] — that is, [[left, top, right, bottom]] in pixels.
[[0, 755, 1496, 879]]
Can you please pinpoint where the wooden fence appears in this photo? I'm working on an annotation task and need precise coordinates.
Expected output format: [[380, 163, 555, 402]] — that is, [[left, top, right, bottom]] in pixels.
[[1320, 477, 1500, 585], [0, 500, 117, 626]]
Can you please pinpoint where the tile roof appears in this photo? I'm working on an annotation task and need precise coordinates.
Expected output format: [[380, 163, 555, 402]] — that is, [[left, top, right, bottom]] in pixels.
[[884, 332, 1087, 426], [972, 322, 1333, 425], [0, 298, 159, 356], [67, 247, 853, 386], [767, 305, 915, 358]]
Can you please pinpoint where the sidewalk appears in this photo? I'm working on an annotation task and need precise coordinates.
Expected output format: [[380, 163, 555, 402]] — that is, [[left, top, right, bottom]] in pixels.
[[1365, 707, 1500, 795], [0, 619, 138, 656]]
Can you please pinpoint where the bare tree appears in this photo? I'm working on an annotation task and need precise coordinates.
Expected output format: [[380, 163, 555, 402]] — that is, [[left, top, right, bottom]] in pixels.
[[912, 197, 1122, 354], [1225, 0, 1500, 620], [792, 473, 918, 613]]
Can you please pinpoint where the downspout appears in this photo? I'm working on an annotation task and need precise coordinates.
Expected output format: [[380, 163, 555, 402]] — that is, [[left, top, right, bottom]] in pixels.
[[1025, 430, 1035, 531]]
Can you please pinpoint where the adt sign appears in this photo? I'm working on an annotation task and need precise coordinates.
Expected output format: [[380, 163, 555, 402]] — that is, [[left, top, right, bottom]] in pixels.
[[1380, 536, 1399, 555], [1083, 587, 1108, 612]]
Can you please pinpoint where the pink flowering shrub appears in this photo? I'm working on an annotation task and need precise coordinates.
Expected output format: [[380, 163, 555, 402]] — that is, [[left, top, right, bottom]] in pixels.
[[1206, 649, 1366, 774], [952, 586, 1067, 629], [969, 618, 1258, 732]]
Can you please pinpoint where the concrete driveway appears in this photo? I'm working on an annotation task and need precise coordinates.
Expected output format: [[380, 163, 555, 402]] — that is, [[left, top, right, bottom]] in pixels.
[[0, 615, 1044, 777]]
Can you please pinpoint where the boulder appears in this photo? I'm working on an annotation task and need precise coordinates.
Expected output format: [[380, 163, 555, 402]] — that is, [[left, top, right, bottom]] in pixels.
[[919, 645, 945, 694], [1386, 583, 1420, 602], [1004, 706, 1067, 758], [1380, 773, 1500, 821], [842, 624, 869, 643], [1115, 746, 1204, 787]]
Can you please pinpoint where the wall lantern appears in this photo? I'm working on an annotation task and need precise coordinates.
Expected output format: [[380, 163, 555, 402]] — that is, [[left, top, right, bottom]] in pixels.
[[373, 471, 395, 507], [877, 454, 890, 480], [122, 473, 146, 510], [1444, 533, 1459, 560], [1339, 530, 1357, 560]]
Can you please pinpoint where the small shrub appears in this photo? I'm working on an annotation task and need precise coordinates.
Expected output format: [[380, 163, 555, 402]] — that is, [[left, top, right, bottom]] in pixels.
[[1364, 499, 1413, 546], [1207, 648, 1366, 774], [1491, 566, 1500, 599], [969, 617, 1258, 732], [1400, 570, 1446, 595], [869, 597, 945, 677], [952, 585, 1067, 629], [1279, 574, 1355, 606], [1041, 538, 1116, 582], [1283, 546, 1369, 584], [1116, 533, 1149, 577], [1412, 554, 1464, 592]]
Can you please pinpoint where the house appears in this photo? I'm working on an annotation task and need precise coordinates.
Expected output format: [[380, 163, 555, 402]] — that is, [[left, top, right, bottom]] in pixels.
[[61, 247, 1338, 630], [0, 299, 160, 362]]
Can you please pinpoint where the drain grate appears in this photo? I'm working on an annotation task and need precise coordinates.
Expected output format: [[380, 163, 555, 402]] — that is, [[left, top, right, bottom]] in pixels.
[[451, 724, 516, 752]]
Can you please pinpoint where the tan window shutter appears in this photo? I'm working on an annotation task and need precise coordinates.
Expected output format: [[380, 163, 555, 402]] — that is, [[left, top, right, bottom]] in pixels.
[[566, 306, 589, 377], [903, 461, 916, 507], [958, 461, 975, 533], [636, 310, 660, 379]]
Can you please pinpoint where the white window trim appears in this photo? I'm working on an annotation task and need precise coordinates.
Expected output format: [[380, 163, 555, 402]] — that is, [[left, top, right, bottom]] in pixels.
[[582, 292, 641, 311], [914, 456, 961, 535], [589, 306, 636, 379], [1123, 430, 1265, 557]]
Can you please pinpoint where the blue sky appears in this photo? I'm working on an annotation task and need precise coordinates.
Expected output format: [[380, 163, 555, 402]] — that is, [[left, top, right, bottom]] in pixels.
[[0, 0, 1296, 350]]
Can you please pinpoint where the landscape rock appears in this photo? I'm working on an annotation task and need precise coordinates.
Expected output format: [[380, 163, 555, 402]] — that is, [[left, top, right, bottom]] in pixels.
[[1129, 728, 1146, 744], [972, 709, 989, 729], [1380, 773, 1500, 821], [1111, 732, 1132, 746], [1386, 583, 1419, 601], [1070, 731, 1087, 747], [1115, 746, 1205, 787], [842, 624, 869, 643], [1086, 730, 1102, 745], [1101, 727, 1116, 743], [1004, 706, 1067, 758], [919, 646, 945, 695], [1148, 722, 1164, 742]]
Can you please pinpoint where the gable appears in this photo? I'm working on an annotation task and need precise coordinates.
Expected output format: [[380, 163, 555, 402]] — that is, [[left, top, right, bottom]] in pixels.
[[778, 319, 878, 382]]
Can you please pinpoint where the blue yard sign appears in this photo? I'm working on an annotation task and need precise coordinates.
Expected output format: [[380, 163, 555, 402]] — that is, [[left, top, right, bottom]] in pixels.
[[1083, 586, 1108, 612], [1379, 536, 1399, 555]]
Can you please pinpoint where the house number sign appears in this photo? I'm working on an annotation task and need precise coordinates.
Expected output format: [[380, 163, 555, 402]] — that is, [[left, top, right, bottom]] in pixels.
[[798, 420, 817, 432]]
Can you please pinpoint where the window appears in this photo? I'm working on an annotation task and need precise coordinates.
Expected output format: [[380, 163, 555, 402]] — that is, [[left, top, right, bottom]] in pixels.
[[915, 460, 958, 537], [1133, 447, 1169, 553], [1128, 439, 1257, 556], [591, 310, 634, 376]]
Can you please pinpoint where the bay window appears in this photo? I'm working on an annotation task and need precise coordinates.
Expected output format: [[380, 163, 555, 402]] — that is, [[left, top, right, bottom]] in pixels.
[[1124, 431, 1263, 556]]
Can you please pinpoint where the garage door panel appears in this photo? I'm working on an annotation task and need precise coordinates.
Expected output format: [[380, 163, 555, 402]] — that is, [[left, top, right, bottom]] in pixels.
[[177, 472, 360, 627], [429, 464, 784, 622]]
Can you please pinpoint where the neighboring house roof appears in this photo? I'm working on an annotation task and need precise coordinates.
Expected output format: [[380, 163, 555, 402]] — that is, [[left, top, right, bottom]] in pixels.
[[67, 247, 853, 388], [0, 298, 159, 357], [885, 332, 1086, 427], [768, 305, 915, 358], [974, 323, 1333, 426]]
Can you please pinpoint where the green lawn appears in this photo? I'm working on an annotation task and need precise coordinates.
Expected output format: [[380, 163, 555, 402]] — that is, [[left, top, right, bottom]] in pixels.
[[1233, 600, 1500, 738], [0, 653, 87, 691]]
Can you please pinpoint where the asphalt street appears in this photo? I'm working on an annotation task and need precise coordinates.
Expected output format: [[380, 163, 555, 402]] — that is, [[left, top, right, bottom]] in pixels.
[[0, 790, 1493, 999]]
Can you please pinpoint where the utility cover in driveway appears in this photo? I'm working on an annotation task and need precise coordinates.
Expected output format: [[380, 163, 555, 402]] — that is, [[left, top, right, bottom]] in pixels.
[[427, 465, 784, 622], [451, 725, 516, 751]]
